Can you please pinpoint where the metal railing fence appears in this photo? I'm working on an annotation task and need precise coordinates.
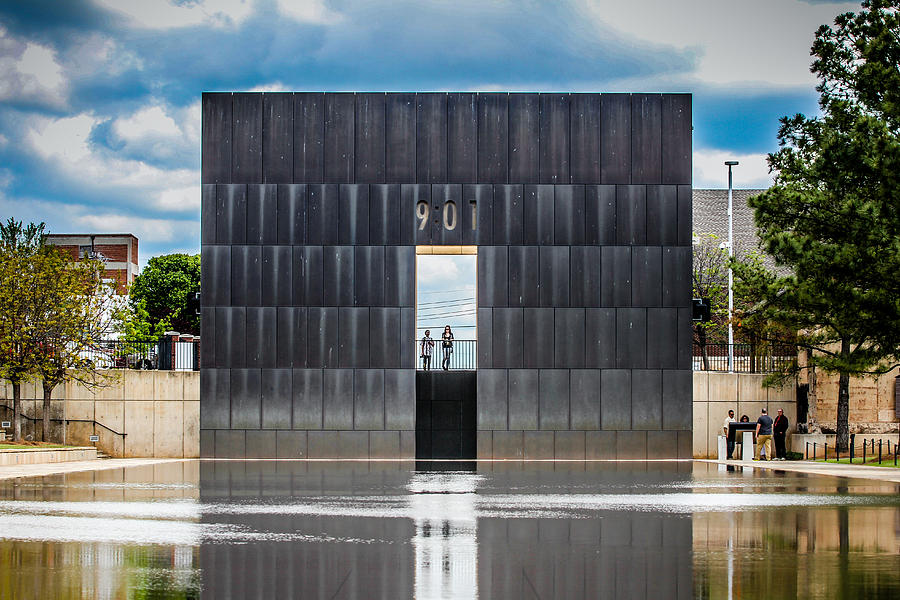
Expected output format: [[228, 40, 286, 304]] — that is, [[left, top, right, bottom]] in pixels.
[[806, 435, 899, 466], [77, 339, 199, 371], [693, 342, 796, 373], [416, 339, 476, 371]]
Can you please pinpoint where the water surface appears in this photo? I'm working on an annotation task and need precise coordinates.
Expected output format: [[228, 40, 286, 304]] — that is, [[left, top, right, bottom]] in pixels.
[[0, 460, 898, 599]]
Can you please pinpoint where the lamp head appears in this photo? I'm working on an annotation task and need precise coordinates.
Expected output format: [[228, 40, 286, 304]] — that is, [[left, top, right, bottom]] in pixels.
[[725, 161, 739, 166]]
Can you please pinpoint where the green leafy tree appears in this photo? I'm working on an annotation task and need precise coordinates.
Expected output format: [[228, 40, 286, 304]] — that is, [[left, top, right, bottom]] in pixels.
[[734, 0, 900, 451], [693, 234, 782, 372], [122, 299, 170, 341], [0, 219, 46, 440], [31, 246, 121, 442], [692, 234, 729, 370], [129, 253, 200, 335], [731, 252, 797, 374]]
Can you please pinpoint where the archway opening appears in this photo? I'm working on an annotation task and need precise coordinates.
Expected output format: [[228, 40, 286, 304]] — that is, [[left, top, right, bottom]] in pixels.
[[415, 246, 477, 459]]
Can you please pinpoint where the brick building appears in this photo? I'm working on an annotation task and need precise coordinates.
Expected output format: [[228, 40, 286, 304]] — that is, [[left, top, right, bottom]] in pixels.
[[45, 233, 139, 294]]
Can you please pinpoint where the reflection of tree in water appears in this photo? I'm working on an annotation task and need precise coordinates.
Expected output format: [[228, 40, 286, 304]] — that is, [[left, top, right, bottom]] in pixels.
[[838, 505, 850, 600], [694, 506, 900, 600], [125, 545, 200, 600], [0, 542, 200, 599]]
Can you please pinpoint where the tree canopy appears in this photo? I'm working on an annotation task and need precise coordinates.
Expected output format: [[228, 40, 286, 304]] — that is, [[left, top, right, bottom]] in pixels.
[[691, 234, 729, 369], [734, 0, 900, 450], [0, 218, 120, 441], [30, 245, 120, 441], [129, 253, 200, 336], [0, 219, 46, 439]]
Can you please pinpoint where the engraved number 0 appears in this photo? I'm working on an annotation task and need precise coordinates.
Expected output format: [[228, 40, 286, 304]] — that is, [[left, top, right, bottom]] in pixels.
[[443, 201, 457, 231]]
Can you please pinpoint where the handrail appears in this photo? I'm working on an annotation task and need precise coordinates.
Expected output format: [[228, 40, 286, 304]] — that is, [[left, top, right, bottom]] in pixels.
[[415, 338, 477, 371], [0, 403, 127, 438]]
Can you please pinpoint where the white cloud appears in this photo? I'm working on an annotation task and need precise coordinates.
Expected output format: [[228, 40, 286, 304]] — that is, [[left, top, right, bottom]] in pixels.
[[578, 0, 860, 89], [247, 82, 291, 92], [275, 0, 342, 24], [0, 28, 67, 108], [25, 112, 199, 213], [0, 194, 196, 245], [415, 256, 478, 335], [74, 212, 193, 242], [109, 102, 200, 165], [417, 255, 461, 284], [113, 105, 181, 142], [693, 148, 773, 189], [157, 185, 200, 212], [93, 0, 254, 30], [65, 33, 142, 79]]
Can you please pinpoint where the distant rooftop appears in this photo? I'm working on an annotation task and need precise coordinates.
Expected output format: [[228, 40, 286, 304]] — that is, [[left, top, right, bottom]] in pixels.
[[692, 188, 783, 271]]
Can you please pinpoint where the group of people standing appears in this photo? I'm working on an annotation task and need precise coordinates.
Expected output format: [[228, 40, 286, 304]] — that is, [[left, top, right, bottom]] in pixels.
[[420, 326, 454, 371], [723, 407, 790, 460]]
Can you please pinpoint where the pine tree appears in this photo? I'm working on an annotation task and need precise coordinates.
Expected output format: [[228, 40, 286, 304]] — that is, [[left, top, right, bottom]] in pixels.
[[735, 1, 900, 451]]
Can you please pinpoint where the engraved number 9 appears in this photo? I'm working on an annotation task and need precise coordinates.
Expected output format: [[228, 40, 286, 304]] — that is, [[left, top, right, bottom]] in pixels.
[[416, 201, 429, 230]]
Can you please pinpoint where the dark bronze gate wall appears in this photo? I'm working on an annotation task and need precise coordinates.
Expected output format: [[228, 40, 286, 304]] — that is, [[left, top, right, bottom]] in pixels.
[[200, 92, 693, 459]]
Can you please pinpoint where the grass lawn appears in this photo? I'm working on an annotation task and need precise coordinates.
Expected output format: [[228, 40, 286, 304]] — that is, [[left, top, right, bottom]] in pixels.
[[817, 457, 900, 468], [0, 443, 68, 450]]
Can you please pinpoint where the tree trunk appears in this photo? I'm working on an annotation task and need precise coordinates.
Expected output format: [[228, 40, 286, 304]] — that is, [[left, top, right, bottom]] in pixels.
[[12, 382, 21, 442], [42, 383, 53, 443], [697, 326, 710, 370], [836, 339, 851, 452], [806, 349, 818, 431]]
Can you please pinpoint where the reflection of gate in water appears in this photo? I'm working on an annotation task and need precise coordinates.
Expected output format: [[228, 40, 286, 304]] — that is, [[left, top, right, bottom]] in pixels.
[[410, 472, 479, 599]]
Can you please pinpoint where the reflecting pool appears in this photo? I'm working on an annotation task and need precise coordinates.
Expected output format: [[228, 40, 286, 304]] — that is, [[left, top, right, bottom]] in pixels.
[[0, 460, 898, 599]]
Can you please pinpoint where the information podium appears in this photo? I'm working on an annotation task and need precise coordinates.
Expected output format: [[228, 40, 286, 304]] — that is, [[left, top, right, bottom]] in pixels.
[[729, 422, 757, 460]]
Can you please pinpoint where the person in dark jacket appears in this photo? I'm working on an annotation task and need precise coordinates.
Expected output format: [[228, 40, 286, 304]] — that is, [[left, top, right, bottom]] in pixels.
[[773, 408, 789, 460], [441, 325, 454, 370]]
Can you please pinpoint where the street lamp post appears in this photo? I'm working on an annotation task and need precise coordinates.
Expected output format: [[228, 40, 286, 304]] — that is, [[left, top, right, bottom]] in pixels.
[[725, 161, 739, 372]]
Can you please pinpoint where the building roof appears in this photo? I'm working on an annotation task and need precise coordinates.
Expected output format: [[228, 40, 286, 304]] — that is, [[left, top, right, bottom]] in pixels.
[[45, 233, 138, 239], [692, 188, 784, 272]]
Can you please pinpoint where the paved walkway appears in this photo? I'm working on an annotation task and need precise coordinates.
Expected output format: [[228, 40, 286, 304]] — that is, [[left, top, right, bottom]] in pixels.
[[699, 458, 900, 483], [0, 458, 189, 481]]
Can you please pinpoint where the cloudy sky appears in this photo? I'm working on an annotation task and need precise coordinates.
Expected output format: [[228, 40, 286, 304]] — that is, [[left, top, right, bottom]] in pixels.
[[0, 0, 859, 262]]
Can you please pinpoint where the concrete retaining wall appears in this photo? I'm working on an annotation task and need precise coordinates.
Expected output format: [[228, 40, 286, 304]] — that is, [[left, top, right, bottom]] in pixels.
[[693, 372, 797, 459], [0, 447, 97, 466], [3, 370, 799, 460], [0, 371, 199, 459]]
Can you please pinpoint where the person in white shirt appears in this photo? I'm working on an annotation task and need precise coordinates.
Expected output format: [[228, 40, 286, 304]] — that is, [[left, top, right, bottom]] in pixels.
[[722, 409, 736, 459], [420, 330, 435, 371]]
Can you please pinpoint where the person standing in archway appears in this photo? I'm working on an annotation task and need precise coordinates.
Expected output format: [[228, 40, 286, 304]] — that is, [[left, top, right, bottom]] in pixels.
[[441, 325, 454, 370], [421, 330, 435, 371]]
